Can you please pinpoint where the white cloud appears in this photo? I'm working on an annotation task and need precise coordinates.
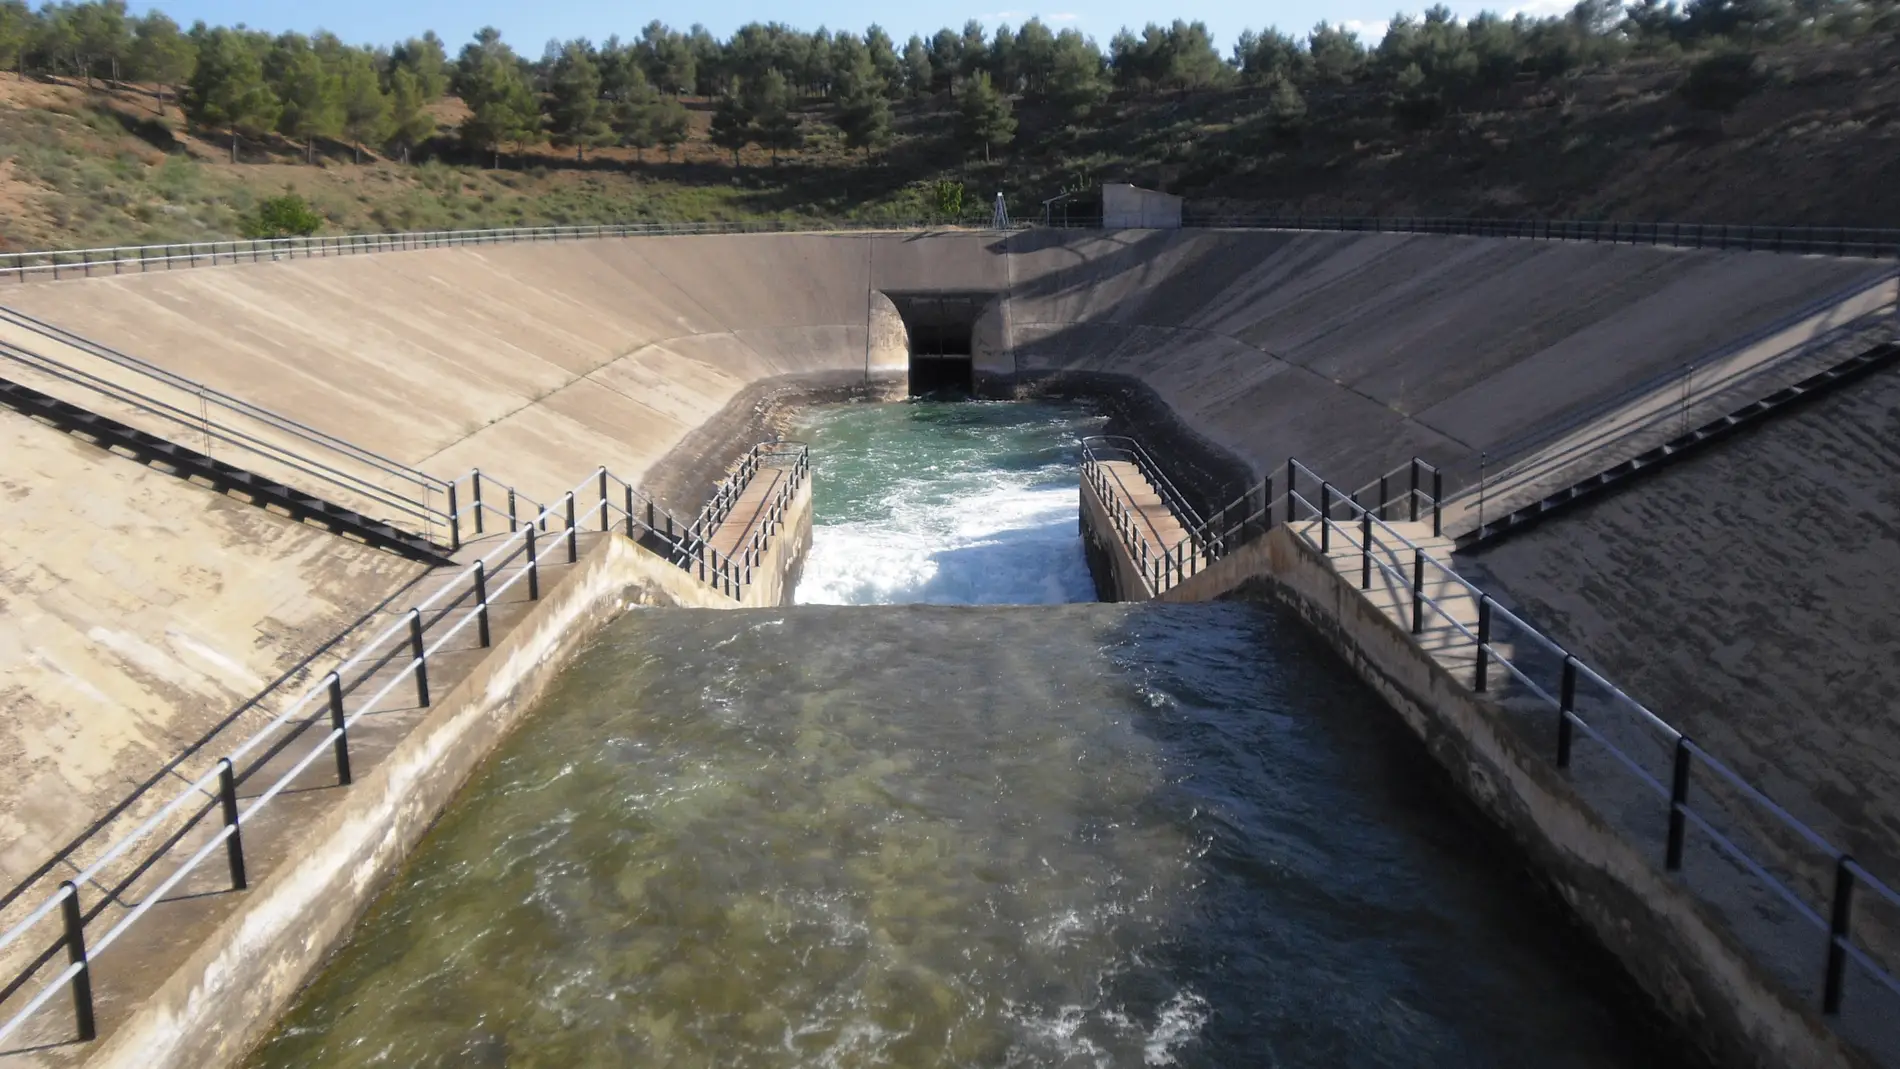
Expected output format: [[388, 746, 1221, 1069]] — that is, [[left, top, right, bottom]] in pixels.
[[1341, 17, 1389, 42]]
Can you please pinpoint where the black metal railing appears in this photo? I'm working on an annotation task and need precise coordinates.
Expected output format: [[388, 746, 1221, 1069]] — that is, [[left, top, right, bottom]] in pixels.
[[1179, 215, 1900, 259], [1279, 456, 1900, 1044], [0, 447, 815, 1049], [0, 312, 452, 548]]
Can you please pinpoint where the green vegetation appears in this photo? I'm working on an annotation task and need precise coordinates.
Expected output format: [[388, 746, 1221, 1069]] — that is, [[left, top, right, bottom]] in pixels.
[[0, 0, 1896, 250], [239, 191, 322, 237]]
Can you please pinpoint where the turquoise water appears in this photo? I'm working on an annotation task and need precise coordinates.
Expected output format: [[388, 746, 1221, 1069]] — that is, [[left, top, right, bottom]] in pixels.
[[793, 401, 1103, 605]]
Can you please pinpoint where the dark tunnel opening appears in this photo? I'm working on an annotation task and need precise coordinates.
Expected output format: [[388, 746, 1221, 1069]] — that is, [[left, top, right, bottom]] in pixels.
[[885, 292, 992, 396]]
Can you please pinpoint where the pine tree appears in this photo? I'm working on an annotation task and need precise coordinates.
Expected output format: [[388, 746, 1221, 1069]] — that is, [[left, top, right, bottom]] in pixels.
[[271, 40, 342, 163], [1264, 73, 1307, 140], [0, 2, 29, 77], [748, 70, 799, 165], [652, 97, 690, 160], [1048, 31, 1108, 117], [186, 26, 280, 162], [385, 67, 435, 163], [836, 82, 890, 159], [956, 71, 1015, 161], [129, 12, 194, 117], [710, 91, 753, 166], [391, 32, 450, 99], [336, 50, 388, 163], [902, 35, 932, 97], [456, 30, 537, 168], [548, 40, 610, 161]]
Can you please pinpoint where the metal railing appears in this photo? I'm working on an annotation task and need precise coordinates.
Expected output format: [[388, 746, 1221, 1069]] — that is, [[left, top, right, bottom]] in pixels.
[[0, 219, 976, 284], [1080, 435, 1900, 1045], [1079, 436, 1219, 594], [1278, 457, 1900, 1046], [1180, 215, 1900, 259], [0, 309, 453, 548], [0, 449, 810, 1049], [1438, 271, 1900, 529]]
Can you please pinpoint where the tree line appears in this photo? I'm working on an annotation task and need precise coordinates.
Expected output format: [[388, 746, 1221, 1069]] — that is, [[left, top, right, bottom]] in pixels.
[[0, 0, 1892, 169]]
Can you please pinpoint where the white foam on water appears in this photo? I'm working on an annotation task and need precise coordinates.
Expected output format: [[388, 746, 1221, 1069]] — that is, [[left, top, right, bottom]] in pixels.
[[797, 468, 1095, 606], [1143, 991, 1210, 1066]]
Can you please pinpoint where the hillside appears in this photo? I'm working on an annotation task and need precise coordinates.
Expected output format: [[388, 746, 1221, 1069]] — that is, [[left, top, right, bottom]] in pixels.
[[2, 33, 1899, 252]]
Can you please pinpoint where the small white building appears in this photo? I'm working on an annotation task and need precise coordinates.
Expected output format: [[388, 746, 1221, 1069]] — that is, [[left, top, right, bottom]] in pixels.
[[1101, 184, 1183, 230]]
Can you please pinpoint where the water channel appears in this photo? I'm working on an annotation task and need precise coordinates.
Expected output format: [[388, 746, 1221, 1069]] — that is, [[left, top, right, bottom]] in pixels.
[[245, 401, 1681, 1068]]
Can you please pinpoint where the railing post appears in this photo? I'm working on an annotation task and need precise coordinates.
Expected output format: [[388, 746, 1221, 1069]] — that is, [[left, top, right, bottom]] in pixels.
[[447, 481, 460, 552], [408, 609, 430, 706], [1825, 857, 1857, 1014], [59, 881, 96, 1040], [565, 493, 578, 563], [1412, 549, 1425, 634], [598, 468, 610, 531], [1286, 459, 1296, 524], [472, 471, 484, 535], [218, 758, 247, 890], [1263, 474, 1274, 535], [1433, 470, 1443, 538], [1320, 484, 1332, 553], [1474, 597, 1491, 692], [1378, 474, 1389, 522], [1666, 738, 1692, 870], [474, 560, 491, 648], [1360, 511, 1372, 589], [625, 484, 635, 537], [508, 488, 518, 532], [328, 673, 352, 785], [1558, 658, 1577, 769], [525, 525, 540, 600]]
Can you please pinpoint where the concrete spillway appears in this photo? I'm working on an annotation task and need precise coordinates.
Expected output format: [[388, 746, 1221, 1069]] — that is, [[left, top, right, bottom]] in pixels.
[[1, 227, 1896, 1069]]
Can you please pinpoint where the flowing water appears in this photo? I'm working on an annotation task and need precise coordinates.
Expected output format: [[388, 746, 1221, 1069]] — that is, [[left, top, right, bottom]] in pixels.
[[245, 402, 1680, 1068], [247, 604, 1671, 1069], [794, 401, 1101, 605]]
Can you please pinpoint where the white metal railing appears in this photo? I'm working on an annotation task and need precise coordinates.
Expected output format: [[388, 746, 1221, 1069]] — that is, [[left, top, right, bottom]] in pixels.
[[0, 219, 1009, 284]]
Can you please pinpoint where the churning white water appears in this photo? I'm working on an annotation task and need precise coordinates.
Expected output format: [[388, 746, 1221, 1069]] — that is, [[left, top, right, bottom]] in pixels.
[[793, 401, 1104, 605]]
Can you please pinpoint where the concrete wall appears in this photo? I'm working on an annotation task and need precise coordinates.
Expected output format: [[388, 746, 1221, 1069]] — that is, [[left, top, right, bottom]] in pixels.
[[1464, 364, 1900, 915], [81, 532, 731, 1069], [1101, 184, 1183, 229], [1192, 526, 1862, 1069], [1004, 229, 1891, 494], [0, 407, 425, 898], [10, 229, 1883, 510], [1, 233, 1008, 510]]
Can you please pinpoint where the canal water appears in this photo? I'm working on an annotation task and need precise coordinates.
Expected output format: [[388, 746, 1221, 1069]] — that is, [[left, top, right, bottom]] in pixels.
[[793, 400, 1100, 605], [244, 402, 1680, 1068]]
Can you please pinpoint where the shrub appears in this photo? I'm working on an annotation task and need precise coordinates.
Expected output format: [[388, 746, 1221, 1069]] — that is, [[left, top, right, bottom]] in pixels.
[[1681, 50, 1766, 114], [238, 193, 324, 238]]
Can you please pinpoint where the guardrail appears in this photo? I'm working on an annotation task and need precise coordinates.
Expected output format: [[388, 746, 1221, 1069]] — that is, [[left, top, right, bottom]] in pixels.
[[0, 219, 978, 284], [1437, 271, 1900, 525], [1179, 215, 1900, 259], [1079, 435, 1900, 1047], [1281, 455, 1900, 1047], [0, 309, 453, 549], [0, 449, 807, 1049]]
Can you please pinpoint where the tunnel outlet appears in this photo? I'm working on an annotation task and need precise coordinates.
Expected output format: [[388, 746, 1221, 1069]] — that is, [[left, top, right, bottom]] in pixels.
[[883, 291, 999, 396]]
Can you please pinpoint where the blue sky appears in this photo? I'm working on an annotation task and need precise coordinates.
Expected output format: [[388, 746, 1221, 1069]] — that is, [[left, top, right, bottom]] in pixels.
[[125, 0, 1574, 59]]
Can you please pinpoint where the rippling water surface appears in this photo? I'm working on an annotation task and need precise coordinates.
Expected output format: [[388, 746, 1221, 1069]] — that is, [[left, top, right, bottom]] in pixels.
[[248, 603, 1672, 1069], [793, 400, 1101, 605]]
